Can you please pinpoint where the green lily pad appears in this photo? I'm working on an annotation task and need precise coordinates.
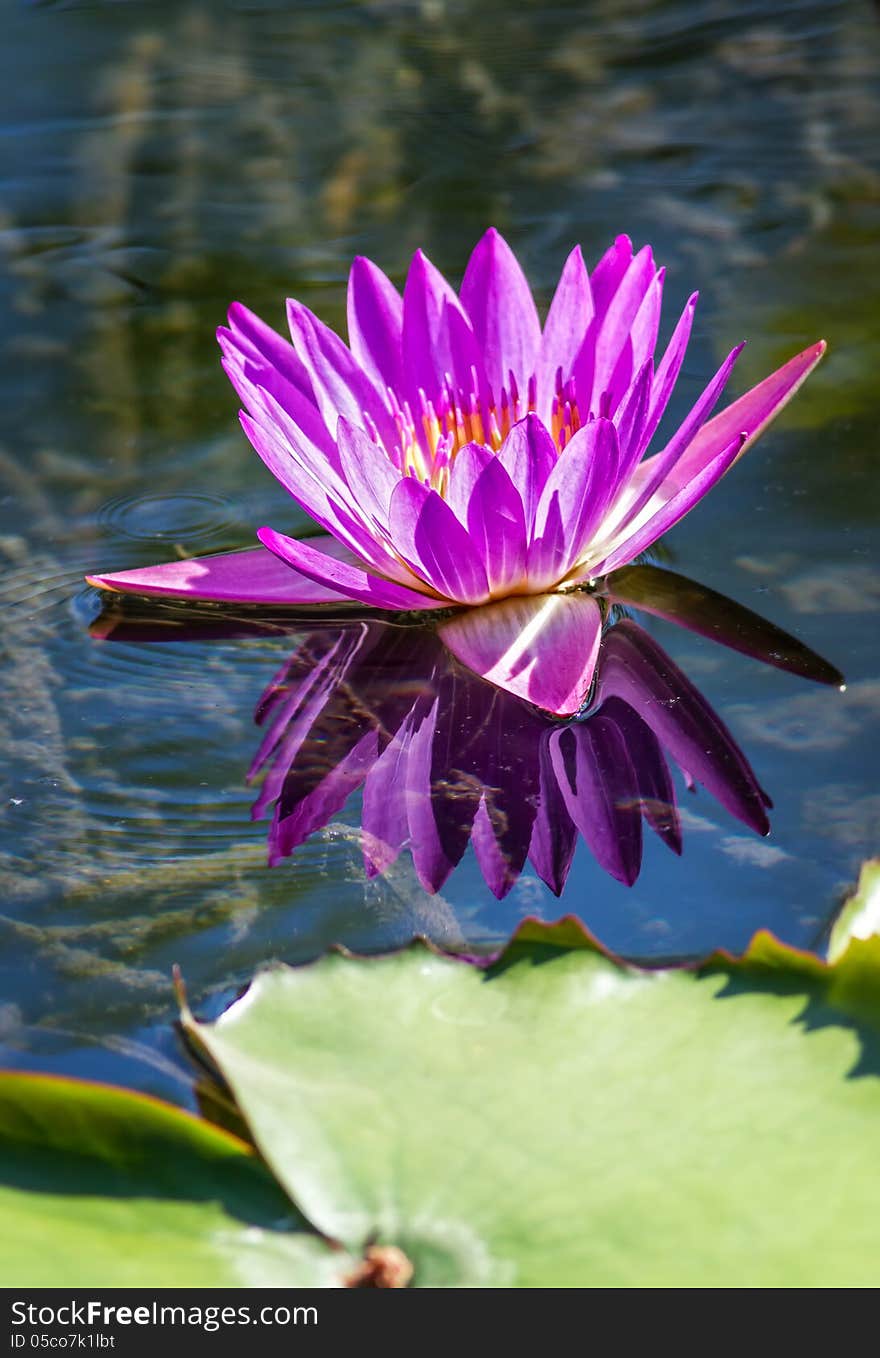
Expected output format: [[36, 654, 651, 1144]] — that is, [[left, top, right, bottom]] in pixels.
[[183, 914, 880, 1287], [828, 858, 880, 964], [0, 1072, 350, 1287]]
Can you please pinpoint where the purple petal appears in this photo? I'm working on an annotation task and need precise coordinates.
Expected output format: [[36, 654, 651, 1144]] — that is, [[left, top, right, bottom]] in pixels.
[[401, 249, 488, 414], [460, 228, 541, 403], [607, 266, 664, 412], [346, 255, 404, 395], [496, 414, 557, 533], [87, 542, 353, 604], [528, 737, 578, 895], [605, 341, 745, 540], [388, 478, 490, 604], [594, 621, 770, 834], [602, 563, 844, 686], [666, 339, 827, 486], [286, 298, 398, 452], [257, 526, 439, 611], [219, 324, 339, 463], [527, 417, 619, 589], [336, 417, 400, 532], [452, 449, 528, 597], [439, 592, 602, 716], [612, 358, 654, 487], [250, 630, 367, 816], [404, 691, 466, 895], [470, 797, 521, 900], [536, 245, 593, 421], [361, 725, 412, 880], [599, 696, 681, 855], [642, 292, 698, 450], [238, 407, 407, 579], [271, 729, 378, 863], [589, 234, 634, 321], [591, 430, 746, 575], [590, 247, 658, 410], [549, 719, 642, 886]]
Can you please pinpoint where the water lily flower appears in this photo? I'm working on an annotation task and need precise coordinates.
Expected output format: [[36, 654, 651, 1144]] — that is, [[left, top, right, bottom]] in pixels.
[[87, 230, 825, 715]]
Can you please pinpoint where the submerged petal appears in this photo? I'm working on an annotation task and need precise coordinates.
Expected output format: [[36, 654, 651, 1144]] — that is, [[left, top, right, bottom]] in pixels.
[[550, 719, 643, 887], [439, 592, 603, 716]]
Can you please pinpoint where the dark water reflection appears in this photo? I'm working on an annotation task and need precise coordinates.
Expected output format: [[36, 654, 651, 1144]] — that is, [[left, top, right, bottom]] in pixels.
[[90, 564, 840, 960], [1, 0, 878, 1103]]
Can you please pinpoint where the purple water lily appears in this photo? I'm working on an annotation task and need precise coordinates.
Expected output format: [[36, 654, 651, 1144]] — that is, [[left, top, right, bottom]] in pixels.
[[87, 230, 825, 715]]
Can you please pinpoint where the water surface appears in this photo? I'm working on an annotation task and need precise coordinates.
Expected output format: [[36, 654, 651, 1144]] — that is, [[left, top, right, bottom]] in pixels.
[[2, 0, 879, 1105]]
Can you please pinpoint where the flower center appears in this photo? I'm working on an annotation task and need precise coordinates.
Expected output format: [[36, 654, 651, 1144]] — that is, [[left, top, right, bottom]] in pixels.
[[376, 368, 588, 495]]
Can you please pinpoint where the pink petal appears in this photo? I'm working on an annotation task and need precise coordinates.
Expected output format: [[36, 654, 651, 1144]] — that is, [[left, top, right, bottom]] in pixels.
[[642, 291, 698, 451], [496, 414, 557, 533], [460, 228, 541, 402], [591, 431, 746, 576], [388, 478, 491, 605], [588, 234, 634, 322], [286, 298, 398, 452], [607, 266, 664, 412], [594, 340, 827, 574], [613, 357, 654, 486], [336, 417, 400, 531], [444, 440, 495, 523], [257, 526, 439, 611], [238, 408, 407, 580], [439, 592, 603, 716], [609, 342, 745, 535], [549, 719, 642, 886], [401, 248, 488, 414], [449, 447, 527, 597], [346, 255, 404, 395], [219, 325, 339, 463], [222, 302, 318, 408], [590, 247, 657, 410], [527, 417, 619, 589], [665, 339, 827, 485], [87, 541, 353, 604], [536, 245, 593, 422]]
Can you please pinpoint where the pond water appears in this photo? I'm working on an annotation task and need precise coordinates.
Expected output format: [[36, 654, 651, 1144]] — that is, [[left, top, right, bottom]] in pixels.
[[2, 0, 879, 1109]]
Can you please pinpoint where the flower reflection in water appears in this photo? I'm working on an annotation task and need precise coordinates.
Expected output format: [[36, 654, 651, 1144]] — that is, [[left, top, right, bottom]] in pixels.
[[248, 612, 774, 901], [93, 565, 841, 906]]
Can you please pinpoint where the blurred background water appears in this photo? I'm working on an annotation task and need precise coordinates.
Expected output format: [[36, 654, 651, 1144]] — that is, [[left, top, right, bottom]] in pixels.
[[1, 0, 878, 1105]]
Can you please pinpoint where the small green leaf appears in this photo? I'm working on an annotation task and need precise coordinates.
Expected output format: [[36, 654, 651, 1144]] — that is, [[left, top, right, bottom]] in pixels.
[[0, 1073, 350, 1287], [183, 921, 880, 1286]]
